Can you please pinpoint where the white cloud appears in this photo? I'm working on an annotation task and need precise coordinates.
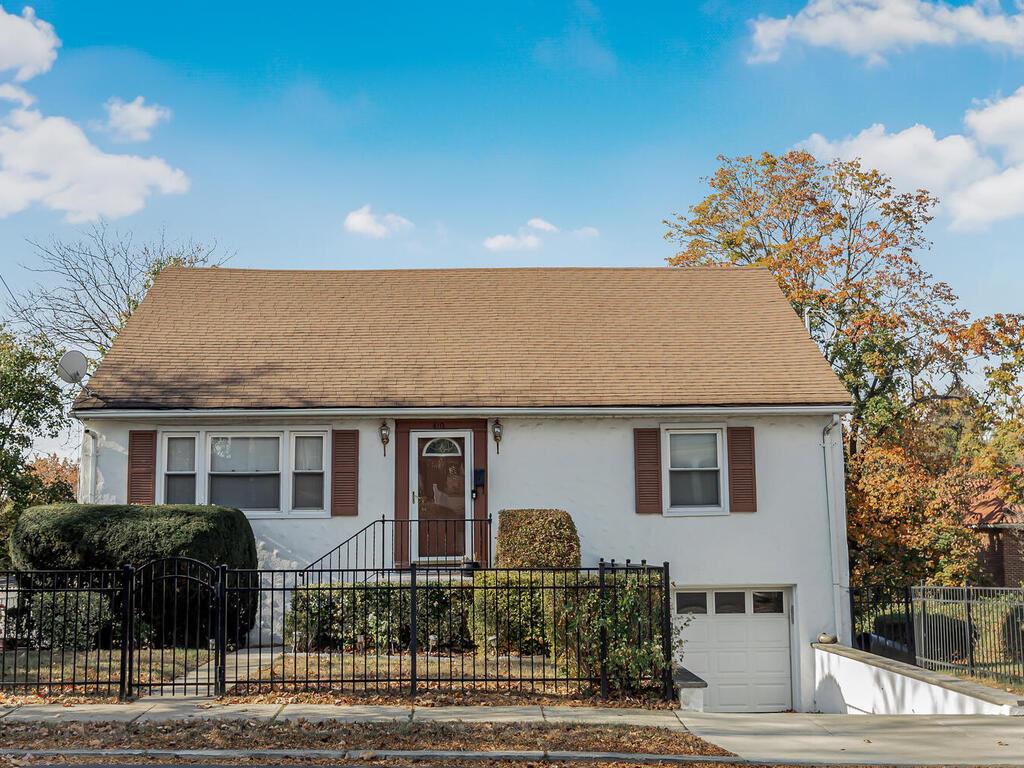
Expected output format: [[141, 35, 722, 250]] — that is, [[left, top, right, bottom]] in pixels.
[[798, 123, 994, 198], [798, 86, 1024, 229], [482, 232, 542, 251], [0, 106, 189, 222], [534, 0, 617, 73], [527, 217, 559, 232], [101, 96, 171, 142], [0, 6, 60, 82], [964, 86, 1024, 162], [0, 83, 33, 107], [0, 7, 187, 222], [572, 225, 600, 238], [750, 0, 1024, 65], [343, 204, 414, 238]]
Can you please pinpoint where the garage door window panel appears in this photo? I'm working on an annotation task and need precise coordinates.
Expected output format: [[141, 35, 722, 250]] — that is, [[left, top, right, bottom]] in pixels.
[[753, 591, 784, 614], [714, 591, 746, 614], [675, 591, 708, 614]]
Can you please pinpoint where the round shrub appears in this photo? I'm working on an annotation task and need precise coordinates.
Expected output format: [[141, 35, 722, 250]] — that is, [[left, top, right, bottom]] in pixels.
[[9, 504, 259, 647], [9, 503, 257, 571], [495, 509, 581, 568]]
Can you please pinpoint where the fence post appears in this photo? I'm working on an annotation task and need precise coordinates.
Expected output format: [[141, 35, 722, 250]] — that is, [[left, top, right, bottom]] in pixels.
[[903, 587, 915, 656], [660, 561, 673, 702], [215, 564, 228, 696], [964, 583, 976, 676], [409, 563, 418, 697], [118, 564, 134, 701], [598, 559, 608, 700]]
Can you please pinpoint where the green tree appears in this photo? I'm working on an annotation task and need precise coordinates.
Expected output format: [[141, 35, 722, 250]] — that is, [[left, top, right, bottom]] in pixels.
[[0, 327, 67, 509]]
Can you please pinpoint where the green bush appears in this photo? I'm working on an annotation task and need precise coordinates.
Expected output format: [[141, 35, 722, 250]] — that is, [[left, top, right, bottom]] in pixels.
[[9, 503, 257, 571], [286, 580, 470, 652], [471, 571, 550, 656], [27, 590, 113, 650], [9, 504, 259, 647], [1000, 603, 1024, 663], [549, 570, 670, 693], [495, 509, 580, 568]]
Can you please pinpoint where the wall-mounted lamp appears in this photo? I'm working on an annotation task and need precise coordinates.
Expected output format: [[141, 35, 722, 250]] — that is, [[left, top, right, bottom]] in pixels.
[[379, 421, 391, 456], [492, 419, 504, 454]]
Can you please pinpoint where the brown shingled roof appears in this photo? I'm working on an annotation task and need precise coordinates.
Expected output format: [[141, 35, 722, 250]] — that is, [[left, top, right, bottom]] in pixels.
[[75, 266, 851, 411], [965, 474, 1024, 528]]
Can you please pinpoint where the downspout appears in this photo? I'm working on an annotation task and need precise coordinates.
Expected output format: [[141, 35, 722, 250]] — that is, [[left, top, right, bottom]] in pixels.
[[81, 428, 97, 503], [821, 414, 847, 642]]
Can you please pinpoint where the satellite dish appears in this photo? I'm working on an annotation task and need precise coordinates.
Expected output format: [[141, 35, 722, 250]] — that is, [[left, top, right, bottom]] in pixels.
[[56, 350, 88, 385]]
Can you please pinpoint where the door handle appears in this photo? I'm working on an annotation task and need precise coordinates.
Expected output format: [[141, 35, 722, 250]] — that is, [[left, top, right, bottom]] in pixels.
[[412, 490, 418, 505]]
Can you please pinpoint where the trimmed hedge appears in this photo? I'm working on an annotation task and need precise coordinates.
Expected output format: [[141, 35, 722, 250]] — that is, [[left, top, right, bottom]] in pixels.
[[9, 503, 257, 571], [495, 509, 580, 568], [9, 504, 259, 647]]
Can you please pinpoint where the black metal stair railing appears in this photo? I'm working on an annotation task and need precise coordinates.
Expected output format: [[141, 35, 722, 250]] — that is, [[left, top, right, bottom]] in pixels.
[[304, 516, 492, 573]]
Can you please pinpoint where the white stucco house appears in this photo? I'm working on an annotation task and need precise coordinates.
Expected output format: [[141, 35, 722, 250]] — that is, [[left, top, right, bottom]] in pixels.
[[72, 265, 852, 712]]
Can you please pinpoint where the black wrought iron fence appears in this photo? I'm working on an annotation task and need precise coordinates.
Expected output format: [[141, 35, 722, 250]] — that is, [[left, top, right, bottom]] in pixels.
[[912, 585, 1024, 689], [849, 584, 916, 662], [231, 560, 673, 699], [0, 558, 674, 701]]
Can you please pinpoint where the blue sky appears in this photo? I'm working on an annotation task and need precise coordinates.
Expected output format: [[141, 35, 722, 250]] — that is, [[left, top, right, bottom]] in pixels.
[[1, 0, 1023, 320]]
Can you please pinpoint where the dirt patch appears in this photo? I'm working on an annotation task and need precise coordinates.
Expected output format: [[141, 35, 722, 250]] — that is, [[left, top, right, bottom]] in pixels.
[[0, 720, 728, 756]]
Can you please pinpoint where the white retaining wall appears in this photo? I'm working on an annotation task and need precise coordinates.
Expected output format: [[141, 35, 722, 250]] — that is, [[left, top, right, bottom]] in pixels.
[[814, 643, 1024, 716]]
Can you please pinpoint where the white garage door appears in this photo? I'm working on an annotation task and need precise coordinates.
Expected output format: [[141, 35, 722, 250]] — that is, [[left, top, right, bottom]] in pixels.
[[674, 587, 792, 712]]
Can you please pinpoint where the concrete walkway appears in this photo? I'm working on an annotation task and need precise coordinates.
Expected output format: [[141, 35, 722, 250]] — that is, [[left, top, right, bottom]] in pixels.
[[2, 701, 1023, 765], [679, 711, 1024, 766]]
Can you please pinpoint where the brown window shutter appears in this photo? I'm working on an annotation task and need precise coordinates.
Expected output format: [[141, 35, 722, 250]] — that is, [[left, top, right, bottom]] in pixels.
[[127, 430, 157, 504], [331, 429, 359, 516], [633, 428, 662, 514], [727, 426, 757, 512]]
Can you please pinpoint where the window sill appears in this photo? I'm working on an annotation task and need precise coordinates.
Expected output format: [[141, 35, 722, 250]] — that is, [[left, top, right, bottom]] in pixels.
[[663, 508, 729, 518], [242, 510, 332, 520]]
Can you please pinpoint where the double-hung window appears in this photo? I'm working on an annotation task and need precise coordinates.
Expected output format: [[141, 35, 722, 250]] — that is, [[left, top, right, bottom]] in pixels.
[[291, 434, 325, 511], [164, 435, 197, 504], [208, 435, 281, 511], [665, 428, 725, 514]]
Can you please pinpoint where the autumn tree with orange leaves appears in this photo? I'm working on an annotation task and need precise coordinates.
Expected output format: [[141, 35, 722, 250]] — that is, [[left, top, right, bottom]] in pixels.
[[666, 151, 1024, 586]]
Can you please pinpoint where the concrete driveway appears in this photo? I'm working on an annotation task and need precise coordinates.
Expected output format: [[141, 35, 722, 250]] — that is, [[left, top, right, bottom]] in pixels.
[[679, 712, 1024, 766]]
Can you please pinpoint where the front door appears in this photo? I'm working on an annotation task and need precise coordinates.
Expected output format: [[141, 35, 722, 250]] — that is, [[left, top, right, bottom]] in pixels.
[[410, 430, 472, 561]]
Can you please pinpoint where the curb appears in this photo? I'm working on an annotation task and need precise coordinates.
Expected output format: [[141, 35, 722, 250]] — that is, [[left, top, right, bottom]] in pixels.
[[1, 747, 1021, 767]]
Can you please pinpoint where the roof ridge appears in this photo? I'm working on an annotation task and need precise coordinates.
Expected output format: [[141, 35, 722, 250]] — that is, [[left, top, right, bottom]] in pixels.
[[163, 264, 773, 275]]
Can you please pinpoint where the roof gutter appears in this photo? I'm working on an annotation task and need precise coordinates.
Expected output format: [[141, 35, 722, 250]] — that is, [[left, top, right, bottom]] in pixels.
[[72, 404, 854, 421]]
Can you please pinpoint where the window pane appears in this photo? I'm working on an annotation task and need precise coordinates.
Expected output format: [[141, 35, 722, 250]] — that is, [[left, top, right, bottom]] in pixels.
[[675, 592, 707, 615], [294, 436, 323, 471], [210, 474, 280, 510], [753, 591, 784, 614], [714, 591, 746, 614], [669, 469, 720, 507], [669, 433, 718, 469], [166, 437, 195, 472], [293, 473, 324, 510], [210, 436, 279, 472], [165, 474, 196, 504]]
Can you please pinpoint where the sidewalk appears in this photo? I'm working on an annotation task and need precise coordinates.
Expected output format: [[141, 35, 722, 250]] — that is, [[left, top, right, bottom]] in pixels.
[[2, 701, 1023, 766]]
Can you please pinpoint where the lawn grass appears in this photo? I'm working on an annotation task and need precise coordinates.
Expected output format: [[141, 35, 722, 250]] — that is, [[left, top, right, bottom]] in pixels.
[[0, 647, 213, 695]]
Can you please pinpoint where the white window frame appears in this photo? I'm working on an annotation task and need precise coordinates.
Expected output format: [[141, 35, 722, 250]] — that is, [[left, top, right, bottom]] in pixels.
[[155, 426, 333, 518], [207, 431, 284, 514], [290, 431, 329, 512], [159, 432, 199, 505], [661, 424, 729, 517]]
